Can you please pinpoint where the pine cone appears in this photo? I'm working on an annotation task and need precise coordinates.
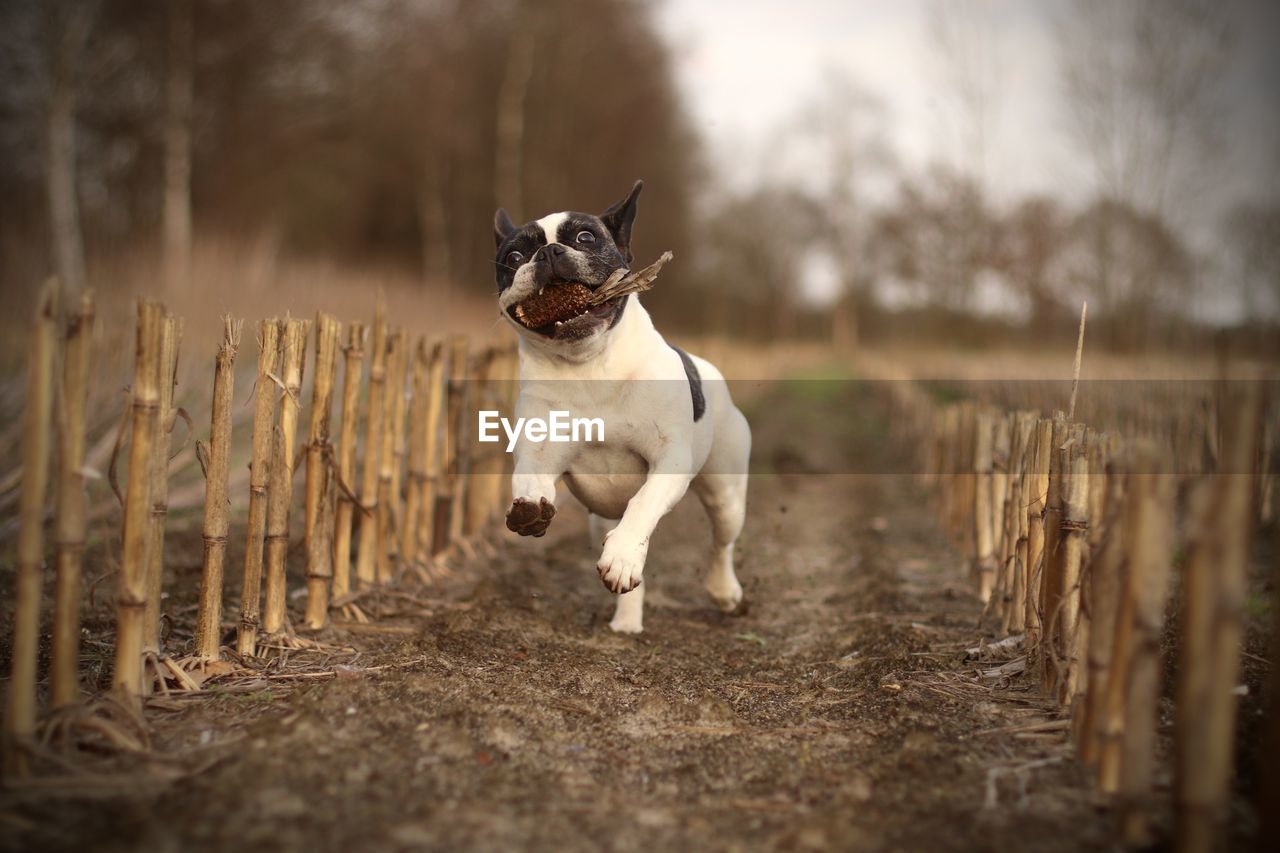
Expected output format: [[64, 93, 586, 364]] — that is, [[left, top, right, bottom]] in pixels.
[[514, 282, 594, 328]]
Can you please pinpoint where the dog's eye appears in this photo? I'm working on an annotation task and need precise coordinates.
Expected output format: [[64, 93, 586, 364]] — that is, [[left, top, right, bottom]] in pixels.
[[506, 251, 524, 267], [575, 230, 596, 244]]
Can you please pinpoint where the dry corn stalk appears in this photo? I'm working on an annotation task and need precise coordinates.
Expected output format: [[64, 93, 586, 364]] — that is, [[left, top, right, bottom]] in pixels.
[[1002, 412, 1037, 635], [237, 319, 281, 656], [1117, 441, 1175, 846], [332, 322, 365, 598], [377, 328, 407, 581], [305, 313, 341, 554], [144, 315, 183, 654], [389, 329, 410, 536], [263, 316, 308, 636], [973, 408, 996, 604], [51, 291, 94, 708], [355, 307, 388, 587], [303, 313, 340, 629], [1175, 384, 1262, 853], [1057, 431, 1090, 705], [402, 339, 430, 562], [989, 414, 1011, 588], [1080, 437, 1125, 766], [1039, 415, 1069, 691], [304, 455, 335, 630], [4, 280, 61, 774], [114, 301, 165, 706], [416, 339, 447, 562], [1023, 418, 1053, 652], [194, 316, 242, 661]]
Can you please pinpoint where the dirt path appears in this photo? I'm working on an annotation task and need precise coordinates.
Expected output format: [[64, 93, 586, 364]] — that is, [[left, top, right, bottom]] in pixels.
[[1, 382, 1113, 852]]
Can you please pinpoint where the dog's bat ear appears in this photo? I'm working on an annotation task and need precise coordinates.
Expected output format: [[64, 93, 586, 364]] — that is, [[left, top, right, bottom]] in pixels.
[[494, 208, 517, 248], [600, 180, 643, 262]]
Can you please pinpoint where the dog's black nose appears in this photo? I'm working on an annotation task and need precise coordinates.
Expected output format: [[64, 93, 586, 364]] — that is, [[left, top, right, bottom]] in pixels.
[[546, 243, 566, 258]]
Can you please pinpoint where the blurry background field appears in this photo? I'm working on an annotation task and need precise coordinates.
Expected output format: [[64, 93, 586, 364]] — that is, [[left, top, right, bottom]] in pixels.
[[1, 0, 1278, 370]]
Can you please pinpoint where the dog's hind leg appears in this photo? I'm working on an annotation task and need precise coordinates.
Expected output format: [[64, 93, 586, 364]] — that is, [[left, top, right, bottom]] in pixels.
[[591, 513, 645, 634], [693, 407, 751, 613]]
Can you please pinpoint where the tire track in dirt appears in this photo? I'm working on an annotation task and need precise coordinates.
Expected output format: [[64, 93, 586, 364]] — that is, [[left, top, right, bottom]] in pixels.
[[1, 383, 1111, 852]]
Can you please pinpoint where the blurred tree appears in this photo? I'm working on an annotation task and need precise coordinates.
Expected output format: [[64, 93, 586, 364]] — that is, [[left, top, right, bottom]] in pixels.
[[162, 0, 192, 290], [925, 0, 1002, 192], [1053, 199, 1192, 347], [1054, 0, 1232, 218], [786, 70, 893, 351], [993, 196, 1069, 334], [45, 0, 97, 295], [871, 168, 994, 314], [1222, 202, 1280, 320], [1, 0, 700, 318], [702, 186, 824, 341]]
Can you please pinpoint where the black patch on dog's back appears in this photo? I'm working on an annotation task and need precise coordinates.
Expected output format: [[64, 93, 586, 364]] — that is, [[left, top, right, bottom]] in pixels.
[[672, 346, 705, 422]]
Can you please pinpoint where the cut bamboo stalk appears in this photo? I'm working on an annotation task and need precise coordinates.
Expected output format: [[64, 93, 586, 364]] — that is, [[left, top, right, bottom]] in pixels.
[[1175, 384, 1262, 853], [1023, 418, 1054, 653], [305, 313, 341, 556], [402, 339, 430, 563], [261, 425, 289, 633], [355, 307, 388, 587], [990, 414, 1011, 583], [1080, 437, 1125, 766], [1057, 432, 1090, 707], [303, 313, 340, 629], [304, 451, 335, 630], [50, 291, 94, 708], [388, 328, 410, 559], [263, 316, 308, 636], [973, 408, 996, 603], [144, 314, 183, 655], [416, 339, 447, 562], [237, 319, 281, 657], [193, 316, 242, 661], [4, 279, 61, 774], [1001, 413, 1036, 635], [1039, 414, 1069, 692], [1068, 301, 1087, 420], [377, 328, 407, 582], [1116, 441, 1176, 846], [113, 300, 164, 707], [332, 322, 365, 598]]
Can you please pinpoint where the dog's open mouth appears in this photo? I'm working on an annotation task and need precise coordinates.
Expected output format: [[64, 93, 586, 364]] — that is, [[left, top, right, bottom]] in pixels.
[[507, 286, 625, 340]]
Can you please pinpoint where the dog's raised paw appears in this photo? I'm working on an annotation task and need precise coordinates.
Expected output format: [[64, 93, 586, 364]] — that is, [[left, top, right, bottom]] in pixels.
[[506, 497, 555, 537], [597, 538, 645, 594]]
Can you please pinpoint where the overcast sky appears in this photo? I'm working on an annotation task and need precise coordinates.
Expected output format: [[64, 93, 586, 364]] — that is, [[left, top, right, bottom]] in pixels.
[[654, 0, 1280, 219]]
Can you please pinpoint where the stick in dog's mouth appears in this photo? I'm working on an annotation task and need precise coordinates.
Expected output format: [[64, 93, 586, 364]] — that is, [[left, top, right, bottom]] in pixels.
[[510, 251, 674, 334]]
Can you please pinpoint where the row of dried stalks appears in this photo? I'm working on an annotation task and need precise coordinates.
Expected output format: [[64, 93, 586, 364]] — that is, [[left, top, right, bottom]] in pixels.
[[887, 359, 1275, 850], [2, 291, 517, 778]]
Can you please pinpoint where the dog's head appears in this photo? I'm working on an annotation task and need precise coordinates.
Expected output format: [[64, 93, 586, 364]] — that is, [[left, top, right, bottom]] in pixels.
[[494, 180, 643, 351]]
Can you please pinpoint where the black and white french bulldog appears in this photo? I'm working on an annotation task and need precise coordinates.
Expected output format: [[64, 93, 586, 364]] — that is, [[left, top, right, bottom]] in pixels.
[[494, 180, 751, 634]]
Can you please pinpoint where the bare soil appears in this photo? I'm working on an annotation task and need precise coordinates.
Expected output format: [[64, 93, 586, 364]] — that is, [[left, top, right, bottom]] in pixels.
[[0, 380, 1260, 852]]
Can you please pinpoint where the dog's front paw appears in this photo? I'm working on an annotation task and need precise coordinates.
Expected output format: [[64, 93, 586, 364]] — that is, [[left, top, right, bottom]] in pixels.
[[506, 497, 555, 537], [597, 535, 647, 594]]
